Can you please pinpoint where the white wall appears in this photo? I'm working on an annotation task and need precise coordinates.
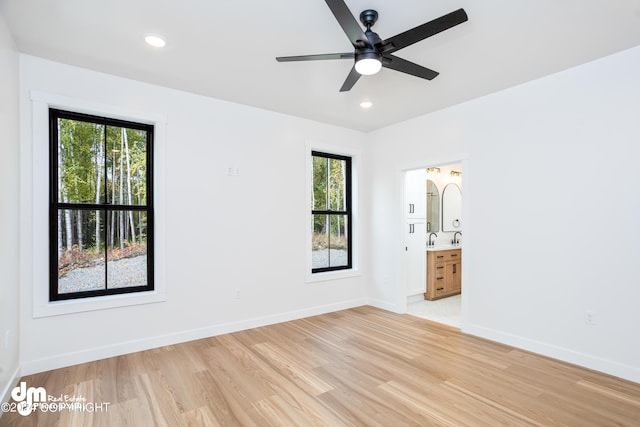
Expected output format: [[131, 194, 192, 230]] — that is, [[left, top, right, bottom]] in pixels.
[[12, 40, 640, 385], [369, 45, 640, 383], [19, 55, 369, 373], [0, 12, 21, 404]]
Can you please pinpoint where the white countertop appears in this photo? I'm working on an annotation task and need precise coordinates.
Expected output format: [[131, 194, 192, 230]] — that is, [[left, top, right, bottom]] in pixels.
[[426, 245, 462, 252]]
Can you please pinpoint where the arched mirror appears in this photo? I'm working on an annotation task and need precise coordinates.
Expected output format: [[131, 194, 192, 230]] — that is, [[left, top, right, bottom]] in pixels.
[[426, 179, 439, 233], [442, 183, 462, 232]]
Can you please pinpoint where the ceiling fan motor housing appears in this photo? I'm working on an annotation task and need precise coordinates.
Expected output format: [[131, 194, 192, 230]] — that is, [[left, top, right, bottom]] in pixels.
[[359, 9, 379, 28]]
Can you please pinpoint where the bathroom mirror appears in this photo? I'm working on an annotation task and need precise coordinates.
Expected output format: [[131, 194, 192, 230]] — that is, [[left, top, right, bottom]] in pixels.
[[426, 179, 439, 233], [442, 183, 462, 232]]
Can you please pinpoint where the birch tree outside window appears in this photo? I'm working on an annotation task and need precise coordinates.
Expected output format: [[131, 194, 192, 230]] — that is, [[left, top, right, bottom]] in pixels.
[[49, 109, 154, 301]]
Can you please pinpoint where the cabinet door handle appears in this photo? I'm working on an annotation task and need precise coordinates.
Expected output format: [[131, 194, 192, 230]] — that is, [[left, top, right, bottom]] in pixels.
[[453, 264, 457, 274], [436, 266, 444, 270], [436, 277, 443, 280], [437, 287, 444, 291], [437, 255, 444, 259], [451, 254, 458, 257]]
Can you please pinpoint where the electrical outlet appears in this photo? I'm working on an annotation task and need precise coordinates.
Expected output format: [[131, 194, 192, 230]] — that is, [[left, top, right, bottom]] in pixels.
[[585, 310, 596, 326]]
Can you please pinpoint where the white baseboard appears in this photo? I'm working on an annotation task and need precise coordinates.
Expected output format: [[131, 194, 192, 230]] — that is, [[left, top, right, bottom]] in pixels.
[[0, 366, 21, 414], [465, 324, 640, 384], [367, 298, 398, 313], [407, 293, 425, 304], [21, 298, 368, 375]]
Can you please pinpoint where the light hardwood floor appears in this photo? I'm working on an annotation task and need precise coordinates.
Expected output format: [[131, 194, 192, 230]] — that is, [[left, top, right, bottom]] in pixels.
[[2, 306, 639, 426]]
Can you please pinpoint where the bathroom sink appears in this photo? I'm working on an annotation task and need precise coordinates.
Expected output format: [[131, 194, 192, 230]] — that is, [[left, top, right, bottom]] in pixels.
[[426, 244, 461, 251]]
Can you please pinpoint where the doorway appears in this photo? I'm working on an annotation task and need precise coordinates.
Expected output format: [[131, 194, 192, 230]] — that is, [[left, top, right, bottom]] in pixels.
[[403, 161, 463, 328]]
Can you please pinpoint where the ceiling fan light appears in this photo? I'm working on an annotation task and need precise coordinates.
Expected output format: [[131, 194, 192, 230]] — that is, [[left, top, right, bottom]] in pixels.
[[355, 57, 382, 75]]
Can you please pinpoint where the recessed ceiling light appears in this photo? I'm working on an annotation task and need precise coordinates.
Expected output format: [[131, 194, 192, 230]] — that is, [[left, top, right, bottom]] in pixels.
[[360, 101, 373, 109], [144, 34, 166, 48]]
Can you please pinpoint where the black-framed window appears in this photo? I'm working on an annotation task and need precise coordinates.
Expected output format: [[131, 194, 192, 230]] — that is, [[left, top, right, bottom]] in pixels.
[[311, 151, 352, 272], [49, 109, 154, 301]]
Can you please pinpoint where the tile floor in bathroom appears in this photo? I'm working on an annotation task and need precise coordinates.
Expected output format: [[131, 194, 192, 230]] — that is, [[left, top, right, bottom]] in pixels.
[[407, 294, 461, 328]]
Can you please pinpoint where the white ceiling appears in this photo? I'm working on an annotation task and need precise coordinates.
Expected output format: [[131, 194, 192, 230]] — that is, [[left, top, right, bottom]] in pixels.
[[2, 0, 640, 132]]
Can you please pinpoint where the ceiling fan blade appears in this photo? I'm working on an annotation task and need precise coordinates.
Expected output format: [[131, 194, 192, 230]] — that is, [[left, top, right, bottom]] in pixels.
[[382, 55, 439, 80], [380, 8, 468, 54], [276, 52, 354, 62], [325, 0, 369, 46], [339, 65, 361, 92]]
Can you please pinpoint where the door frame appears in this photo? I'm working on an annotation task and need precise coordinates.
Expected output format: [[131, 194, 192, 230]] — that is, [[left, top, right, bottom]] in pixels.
[[398, 156, 470, 331]]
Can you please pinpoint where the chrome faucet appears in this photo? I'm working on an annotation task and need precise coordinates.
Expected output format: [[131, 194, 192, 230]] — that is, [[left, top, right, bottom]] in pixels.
[[428, 233, 437, 247], [452, 231, 462, 245]]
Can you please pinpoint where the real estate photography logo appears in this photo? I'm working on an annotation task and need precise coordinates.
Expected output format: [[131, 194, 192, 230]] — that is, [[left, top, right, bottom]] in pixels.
[[1, 381, 110, 417]]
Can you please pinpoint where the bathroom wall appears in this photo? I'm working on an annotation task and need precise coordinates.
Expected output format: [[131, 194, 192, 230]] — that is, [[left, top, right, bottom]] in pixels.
[[423, 162, 463, 247]]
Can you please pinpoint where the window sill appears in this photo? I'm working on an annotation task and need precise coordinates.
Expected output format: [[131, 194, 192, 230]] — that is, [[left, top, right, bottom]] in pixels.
[[306, 268, 361, 284], [33, 290, 166, 318]]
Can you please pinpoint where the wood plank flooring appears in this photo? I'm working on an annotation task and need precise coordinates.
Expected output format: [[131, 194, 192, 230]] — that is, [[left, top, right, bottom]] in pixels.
[[2, 306, 639, 426]]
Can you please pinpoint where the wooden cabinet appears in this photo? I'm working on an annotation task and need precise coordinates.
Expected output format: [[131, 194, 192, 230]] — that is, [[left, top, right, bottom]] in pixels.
[[424, 249, 461, 300]]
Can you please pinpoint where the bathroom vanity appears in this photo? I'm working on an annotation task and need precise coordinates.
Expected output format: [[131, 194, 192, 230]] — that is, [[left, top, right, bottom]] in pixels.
[[424, 247, 461, 300]]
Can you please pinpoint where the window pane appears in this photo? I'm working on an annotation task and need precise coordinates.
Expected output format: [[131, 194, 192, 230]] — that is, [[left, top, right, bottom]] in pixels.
[[107, 126, 147, 206], [328, 214, 349, 268], [106, 211, 148, 289], [57, 119, 105, 204], [129, 129, 148, 206], [328, 158, 346, 211], [57, 209, 106, 294], [312, 214, 329, 269], [312, 155, 327, 210], [311, 214, 349, 269]]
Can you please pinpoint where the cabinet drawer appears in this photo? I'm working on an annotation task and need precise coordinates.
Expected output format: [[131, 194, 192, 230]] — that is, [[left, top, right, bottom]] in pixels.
[[433, 250, 461, 262]]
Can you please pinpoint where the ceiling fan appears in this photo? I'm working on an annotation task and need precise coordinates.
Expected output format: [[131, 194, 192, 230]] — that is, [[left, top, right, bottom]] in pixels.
[[276, 0, 468, 92]]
